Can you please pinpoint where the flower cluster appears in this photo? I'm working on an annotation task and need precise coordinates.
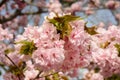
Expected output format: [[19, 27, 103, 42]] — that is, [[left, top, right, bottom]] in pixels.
[[0, 24, 13, 41], [1, 13, 120, 80]]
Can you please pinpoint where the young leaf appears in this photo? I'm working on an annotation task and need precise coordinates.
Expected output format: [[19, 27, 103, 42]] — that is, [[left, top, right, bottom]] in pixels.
[[61, 76, 69, 80], [100, 41, 110, 49], [16, 40, 37, 55], [8, 62, 26, 75], [52, 73, 59, 80], [9, 66, 22, 75], [63, 15, 81, 22], [48, 14, 81, 39], [45, 76, 51, 80], [84, 26, 98, 35], [94, 67, 100, 73], [4, 48, 14, 54], [114, 43, 120, 57], [60, 0, 78, 7]]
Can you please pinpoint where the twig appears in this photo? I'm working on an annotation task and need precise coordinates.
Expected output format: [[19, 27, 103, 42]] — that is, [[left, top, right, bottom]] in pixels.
[[4, 54, 25, 78], [5, 54, 18, 68], [0, 9, 47, 24]]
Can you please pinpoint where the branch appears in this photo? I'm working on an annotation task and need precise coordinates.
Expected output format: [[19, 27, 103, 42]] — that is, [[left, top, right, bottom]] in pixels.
[[33, 69, 59, 80], [4, 54, 19, 69], [0, 9, 47, 24], [4, 54, 25, 78], [0, 9, 21, 24]]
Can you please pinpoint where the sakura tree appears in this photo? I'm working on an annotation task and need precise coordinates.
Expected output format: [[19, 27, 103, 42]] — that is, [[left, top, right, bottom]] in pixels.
[[0, 0, 120, 80]]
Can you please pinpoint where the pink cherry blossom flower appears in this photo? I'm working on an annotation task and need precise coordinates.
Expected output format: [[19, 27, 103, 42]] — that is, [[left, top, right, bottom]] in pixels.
[[24, 69, 39, 80], [0, 24, 13, 40], [3, 73, 20, 80]]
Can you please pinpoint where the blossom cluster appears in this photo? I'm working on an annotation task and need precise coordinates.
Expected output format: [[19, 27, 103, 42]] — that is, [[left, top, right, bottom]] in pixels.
[[0, 13, 120, 80], [0, 24, 13, 41]]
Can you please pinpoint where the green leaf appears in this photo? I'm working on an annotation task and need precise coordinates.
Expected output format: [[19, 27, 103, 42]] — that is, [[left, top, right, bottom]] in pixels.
[[4, 48, 14, 54], [100, 41, 110, 49], [45, 76, 51, 80], [48, 14, 81, 39], [94, 67, 100, 73], [60, 0, 79, 7], [62, 15, 81, 22], [9, 66, 21, 75], [8, 62, 26, 75], [53, 73, 59, 80], [16, 40, 37, 55], [114, 43, 120, 57], [61, 76, 69, 80], [84, 26, 98, 35]]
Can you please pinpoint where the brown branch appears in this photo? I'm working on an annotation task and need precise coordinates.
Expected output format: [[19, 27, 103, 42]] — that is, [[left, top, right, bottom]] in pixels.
[[0, 9, 21, 24], [0, 9, 47, 24], [4, 54, 25, 78], [32, 69, 59, 80], [5, 54, 19, 69]]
